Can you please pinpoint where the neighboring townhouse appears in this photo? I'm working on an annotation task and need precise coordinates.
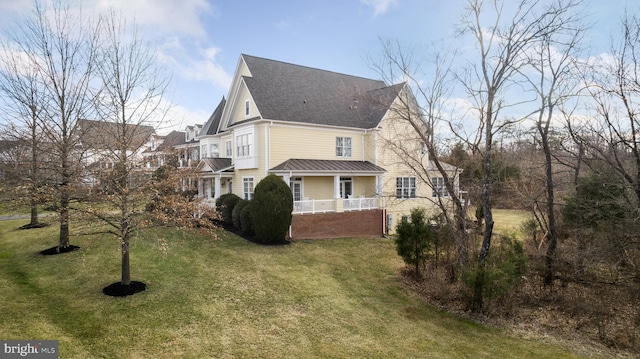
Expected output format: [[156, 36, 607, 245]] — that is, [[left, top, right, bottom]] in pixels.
[[192, 54, 459, 238], [79, 119, 156, 167]]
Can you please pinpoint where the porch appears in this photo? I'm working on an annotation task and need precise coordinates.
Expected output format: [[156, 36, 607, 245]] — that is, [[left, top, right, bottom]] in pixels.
[[271, 158, 386, 215], [293, 196, 380, 214]]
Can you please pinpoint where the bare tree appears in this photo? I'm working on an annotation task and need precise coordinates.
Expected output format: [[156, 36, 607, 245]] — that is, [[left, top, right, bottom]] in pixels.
[[582, 13, 640, 204], [565, 13, 640, 282], [370, 40, 470, 279], [0, 62, 44, 228], [7, 0, 99, 250], [89, 10, 169, 292], [0, 40, 48, 228], [520, 0, 587, 286], [459, 0, 582, 309]]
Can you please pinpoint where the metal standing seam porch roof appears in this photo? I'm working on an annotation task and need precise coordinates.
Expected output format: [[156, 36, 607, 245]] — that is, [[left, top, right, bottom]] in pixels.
[[198, 157, 234, 173], [270, 158, 386, 175]]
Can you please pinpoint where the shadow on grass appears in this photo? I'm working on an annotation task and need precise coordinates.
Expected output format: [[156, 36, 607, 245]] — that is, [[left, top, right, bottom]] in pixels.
[[102, 281, 147, 297], [216, 220, 290, 246], [39, 245, 80, 256]]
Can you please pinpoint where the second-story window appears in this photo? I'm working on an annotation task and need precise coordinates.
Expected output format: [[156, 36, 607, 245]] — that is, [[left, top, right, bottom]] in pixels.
[[225, 140, 232, 157], [336, 137, 352, 157], [236, 133, 252, 157]]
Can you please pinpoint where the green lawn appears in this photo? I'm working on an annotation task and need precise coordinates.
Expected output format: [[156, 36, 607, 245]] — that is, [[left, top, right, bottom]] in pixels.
[[492, 208, 530, 237], [0, 219, 590, 358]]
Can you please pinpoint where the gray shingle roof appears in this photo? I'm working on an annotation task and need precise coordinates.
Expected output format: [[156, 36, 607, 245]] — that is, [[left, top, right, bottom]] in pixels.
[[201, 97, 226, 136], [270, 159, 385, 173], [79, 119, 155, 151], [157, 130, 187, 150], [242, 54, 403, 129]]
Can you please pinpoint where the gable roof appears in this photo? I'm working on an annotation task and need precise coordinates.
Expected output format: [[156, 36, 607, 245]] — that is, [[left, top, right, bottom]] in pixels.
[[79, 119, 155, 151], [240, 54, 403, 129], [270, 159, 385, 174], [155, 130, 187, 151], [201, 97, 226, 136]]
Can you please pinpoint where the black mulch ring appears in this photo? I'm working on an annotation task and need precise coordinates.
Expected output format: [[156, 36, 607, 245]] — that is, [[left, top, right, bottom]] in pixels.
[[40, 245, 80, 255], [102, 281, 146, 297], [19, 222, 50, 230]]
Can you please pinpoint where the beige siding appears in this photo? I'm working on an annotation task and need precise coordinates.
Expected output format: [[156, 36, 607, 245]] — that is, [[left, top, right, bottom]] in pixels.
[[302, 177, 334, 199], [375, 94, 441, 232], [268, 125, 368, 168], [229, 83, 260, 126], [352, 176, 377, 197]]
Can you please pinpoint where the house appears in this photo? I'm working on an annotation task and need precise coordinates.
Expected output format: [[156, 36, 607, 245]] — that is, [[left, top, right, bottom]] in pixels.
[[78, 119, 156, 168], [187, 54, 460, 238]]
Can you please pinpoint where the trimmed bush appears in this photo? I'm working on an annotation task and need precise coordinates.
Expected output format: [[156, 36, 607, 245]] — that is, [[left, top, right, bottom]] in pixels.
[[250, 174, 293, 243], [240, 201, 254, 235], [216, 193, 240, 226], [232, 199, 249, 229]]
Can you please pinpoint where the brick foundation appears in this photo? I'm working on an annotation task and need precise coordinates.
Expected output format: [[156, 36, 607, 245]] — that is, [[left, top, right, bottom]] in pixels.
[[288, 209, 384, 240]]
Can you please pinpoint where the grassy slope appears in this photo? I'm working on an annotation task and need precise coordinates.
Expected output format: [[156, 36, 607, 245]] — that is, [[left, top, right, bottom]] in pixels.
[[0, 219, 588, 358]]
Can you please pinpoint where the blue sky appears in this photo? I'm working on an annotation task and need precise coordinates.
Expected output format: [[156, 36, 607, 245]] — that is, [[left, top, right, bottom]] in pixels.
[[0, 0, 635, 132]]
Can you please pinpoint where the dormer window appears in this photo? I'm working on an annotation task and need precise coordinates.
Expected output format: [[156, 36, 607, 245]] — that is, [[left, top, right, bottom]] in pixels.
[[245, 100, 250, 117]]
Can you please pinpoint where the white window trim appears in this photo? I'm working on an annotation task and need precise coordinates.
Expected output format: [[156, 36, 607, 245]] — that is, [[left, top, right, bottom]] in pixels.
[[336, 136, 352, 158], [432, 177, 450, 198], [396, 177, 417, 199], [236, 133, 252, 158], [225, 140, 232, 157], [243, 177, 254, 200]]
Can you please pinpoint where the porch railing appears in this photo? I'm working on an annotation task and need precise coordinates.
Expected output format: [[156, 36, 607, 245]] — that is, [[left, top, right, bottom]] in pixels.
[[344, 197, 379, 211], [293, 197, 379, 214], [293, 199, 335, 214]]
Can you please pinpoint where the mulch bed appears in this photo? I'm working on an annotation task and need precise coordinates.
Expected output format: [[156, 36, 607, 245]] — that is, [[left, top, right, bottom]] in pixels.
[[102, 281, 147, 297]]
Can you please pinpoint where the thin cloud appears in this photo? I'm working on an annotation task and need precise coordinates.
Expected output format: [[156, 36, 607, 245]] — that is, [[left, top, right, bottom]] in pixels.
[[360, 0, 398, 17], [91, 0, 214, 37], [157, 39, 232, 90]]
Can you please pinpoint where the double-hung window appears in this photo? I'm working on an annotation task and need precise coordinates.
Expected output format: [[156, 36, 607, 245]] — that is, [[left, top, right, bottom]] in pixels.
[[396, 177, 416, 199], [243, 177, 254, 200], [336, 137, 352, 157], [225, 140, 232, 157], [431, 177, 449, 198], [236, 134, 252, 157]]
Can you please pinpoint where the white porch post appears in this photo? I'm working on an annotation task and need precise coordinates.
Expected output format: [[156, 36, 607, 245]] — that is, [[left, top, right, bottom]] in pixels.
[[334, 175, 344, 213], [376, 175, 383, 196], [214, 176, 222, 199]]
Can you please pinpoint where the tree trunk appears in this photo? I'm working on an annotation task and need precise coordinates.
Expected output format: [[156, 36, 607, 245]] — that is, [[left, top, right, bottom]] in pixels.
[[58, 189, 70, 248], [30, 197, 39, 225], [29, 116, 39, 226], [121, 238, 131, 285], [542, 133, 559, 287]]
